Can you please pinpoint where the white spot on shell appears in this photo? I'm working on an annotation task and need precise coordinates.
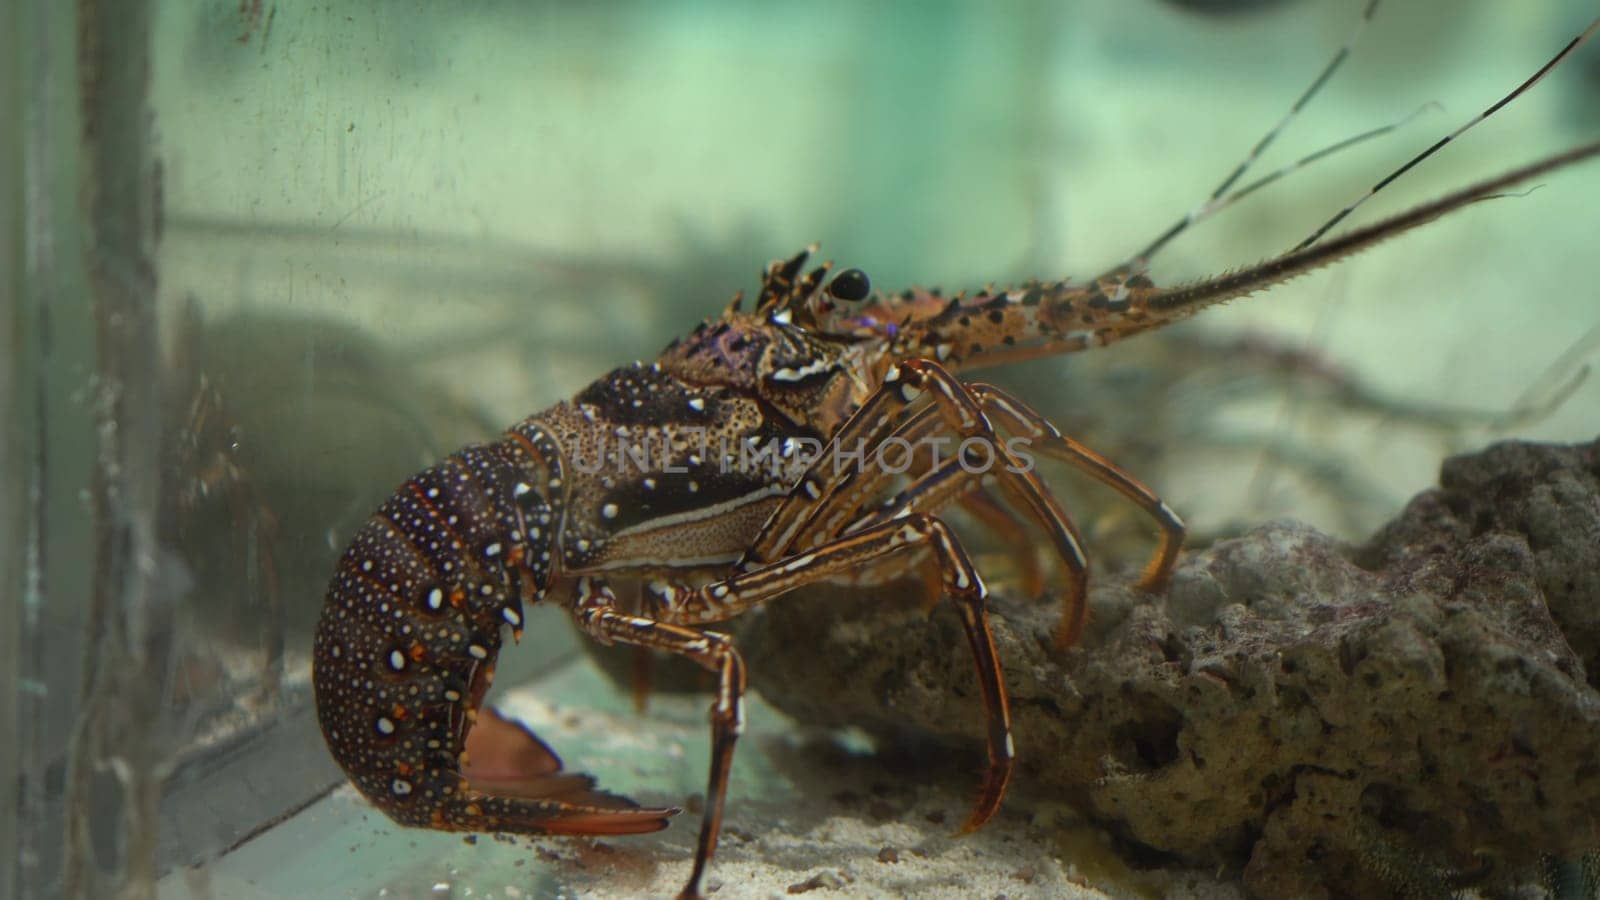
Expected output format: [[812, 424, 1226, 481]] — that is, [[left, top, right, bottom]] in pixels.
[[601, 503, 618, 519], [468, 644, 488, 660], [376, 717, 396, 735], [426, 588, 443, 610], [771, 358, 831, 383], [688, 397, 705, 412], [389, 650, 406, 671]]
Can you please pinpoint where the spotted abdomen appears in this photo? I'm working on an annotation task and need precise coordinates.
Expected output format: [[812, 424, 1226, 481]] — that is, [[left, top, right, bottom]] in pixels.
[[312, 422, 563, 824]]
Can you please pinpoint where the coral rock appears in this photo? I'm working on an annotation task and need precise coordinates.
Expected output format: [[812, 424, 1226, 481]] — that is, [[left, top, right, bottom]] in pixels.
[[736, 439, 1600, 897]]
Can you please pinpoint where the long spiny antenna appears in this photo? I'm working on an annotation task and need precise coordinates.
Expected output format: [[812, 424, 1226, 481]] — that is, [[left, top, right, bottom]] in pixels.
[[1296, 14, 1600, 252], [1120, 0, 1384, 271]]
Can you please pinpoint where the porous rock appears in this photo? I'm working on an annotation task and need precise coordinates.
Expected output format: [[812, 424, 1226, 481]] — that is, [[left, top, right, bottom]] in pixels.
[[734, 439, 1600, 897]]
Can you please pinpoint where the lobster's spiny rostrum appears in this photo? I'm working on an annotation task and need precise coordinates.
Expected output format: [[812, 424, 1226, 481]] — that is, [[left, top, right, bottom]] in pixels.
[[314, 7, 1600, 896]]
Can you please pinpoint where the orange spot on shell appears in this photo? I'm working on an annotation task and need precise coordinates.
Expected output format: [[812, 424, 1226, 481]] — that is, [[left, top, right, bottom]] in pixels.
[[395, 761, 413, 776], [392, 703, 410, 720], [449, 589, 467, 608], [409, 642, 426, 661]]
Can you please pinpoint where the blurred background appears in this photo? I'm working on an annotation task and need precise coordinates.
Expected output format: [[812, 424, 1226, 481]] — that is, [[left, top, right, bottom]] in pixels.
[[5, 0, 1598, 896]]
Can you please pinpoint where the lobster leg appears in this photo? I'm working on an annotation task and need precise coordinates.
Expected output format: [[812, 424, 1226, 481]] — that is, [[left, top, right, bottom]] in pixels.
[[958, 488, 1046, 600], [743, 359, 975, 561], [769, 368, 1184, 644], [748, 359, 1084, 577], [833, 384, 1183, 644], [745, 358, 1103, 645], [893, 410, 1053, 593], [966, 383, 1186, 592], [650, 511, 1011, 838], [571, 577, 748, 900]]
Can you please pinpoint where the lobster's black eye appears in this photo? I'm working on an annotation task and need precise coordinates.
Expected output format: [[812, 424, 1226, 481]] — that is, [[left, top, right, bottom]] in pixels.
[[826, 268, 871, 303]]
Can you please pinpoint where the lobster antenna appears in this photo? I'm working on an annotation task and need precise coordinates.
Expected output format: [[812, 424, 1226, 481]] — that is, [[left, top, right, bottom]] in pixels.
[[1122, 0, 1383, 270], [1296, 14, 1600, 251]]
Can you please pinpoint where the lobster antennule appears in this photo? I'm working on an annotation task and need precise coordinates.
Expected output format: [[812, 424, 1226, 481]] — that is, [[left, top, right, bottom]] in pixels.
[[1127, 139, 1600, 337]]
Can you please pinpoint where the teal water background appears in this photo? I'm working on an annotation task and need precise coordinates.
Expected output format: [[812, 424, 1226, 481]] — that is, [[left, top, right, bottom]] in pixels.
[[25, 1, 1600, 897]]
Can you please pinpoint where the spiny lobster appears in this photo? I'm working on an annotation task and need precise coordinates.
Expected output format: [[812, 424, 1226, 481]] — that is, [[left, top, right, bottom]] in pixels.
[[313, 6, 1600, 897]]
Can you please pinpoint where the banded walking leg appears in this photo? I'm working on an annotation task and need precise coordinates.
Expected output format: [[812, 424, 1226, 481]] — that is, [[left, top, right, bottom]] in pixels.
[[764, 373, 1179, 647], [958, 488, 1046, 599], [744, 358, 996, 561], [835, 447, 1095, 648], [749, 359, 1093, 645], [571, 577, 746, 900], [650, 513, 1012, 832], [749, 359, 1085, 594], [967, 383, 1186, 594]]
